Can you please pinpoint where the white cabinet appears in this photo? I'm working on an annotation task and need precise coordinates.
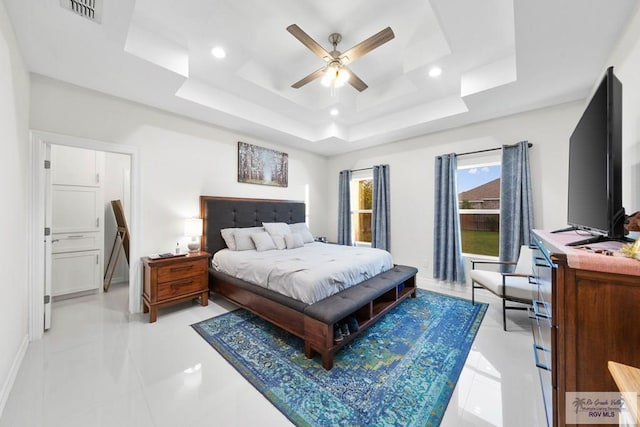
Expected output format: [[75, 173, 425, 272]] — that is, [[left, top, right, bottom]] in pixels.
[[50, 145, 104, 297], [52, 186, 102, 233], [51, 145, 102, 187], [51, 250, 101, 296], [52, 232, 102, 253]]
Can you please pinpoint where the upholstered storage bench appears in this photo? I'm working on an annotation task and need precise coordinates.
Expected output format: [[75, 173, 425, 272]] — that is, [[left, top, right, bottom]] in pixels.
[[209, 264, 418, 370]]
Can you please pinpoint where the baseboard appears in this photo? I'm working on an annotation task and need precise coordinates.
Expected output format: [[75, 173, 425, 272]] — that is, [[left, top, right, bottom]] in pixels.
[[0, 334, 29, 418]]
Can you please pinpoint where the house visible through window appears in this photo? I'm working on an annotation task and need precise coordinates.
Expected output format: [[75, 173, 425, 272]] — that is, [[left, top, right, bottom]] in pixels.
[[457, 163, 501, 256], [351, 177, 372, 245]]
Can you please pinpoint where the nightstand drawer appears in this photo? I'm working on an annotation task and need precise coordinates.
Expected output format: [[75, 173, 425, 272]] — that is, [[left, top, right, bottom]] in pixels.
[[157, 276, 205, 300], [156, 259, 207, 283]]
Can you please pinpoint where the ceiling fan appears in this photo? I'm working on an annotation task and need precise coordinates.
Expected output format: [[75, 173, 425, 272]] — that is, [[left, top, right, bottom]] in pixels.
[[287, 24, 395, 92]]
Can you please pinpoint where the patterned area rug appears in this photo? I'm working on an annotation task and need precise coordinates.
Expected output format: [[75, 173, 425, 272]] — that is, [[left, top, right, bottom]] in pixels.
[[192, 290, 487, 427]]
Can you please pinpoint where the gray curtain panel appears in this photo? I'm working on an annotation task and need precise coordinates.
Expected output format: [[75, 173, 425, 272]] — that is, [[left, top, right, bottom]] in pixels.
[[499, 141, 534, 269], [338, 169, 352, 245], [372, 164, 390, 251], [433, 154, 466, 283]]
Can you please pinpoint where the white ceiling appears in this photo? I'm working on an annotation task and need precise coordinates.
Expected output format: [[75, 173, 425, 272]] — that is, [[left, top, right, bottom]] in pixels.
[[4, 0, 637, 156]]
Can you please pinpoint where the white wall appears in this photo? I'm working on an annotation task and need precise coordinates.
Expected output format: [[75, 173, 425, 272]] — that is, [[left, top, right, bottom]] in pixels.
[[326, 101, 584, 278], [0, 0, 30, 415], [608, 2, 640, 215], [29, 75, 329, 256]]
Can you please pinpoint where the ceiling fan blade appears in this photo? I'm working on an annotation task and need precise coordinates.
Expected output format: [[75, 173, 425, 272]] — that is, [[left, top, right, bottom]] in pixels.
[[291, 66, 326, 89], [346, 68, 368, 92], [287, 24, 332, 61], [339, 27, 395, 64]]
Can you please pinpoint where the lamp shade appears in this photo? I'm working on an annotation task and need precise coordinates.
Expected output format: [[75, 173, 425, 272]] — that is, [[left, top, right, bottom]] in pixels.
[[184, 218, 203, 237]]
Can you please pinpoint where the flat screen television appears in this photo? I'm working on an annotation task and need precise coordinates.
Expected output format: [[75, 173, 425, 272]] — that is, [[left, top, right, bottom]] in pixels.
[[563, 66, 631, 246]]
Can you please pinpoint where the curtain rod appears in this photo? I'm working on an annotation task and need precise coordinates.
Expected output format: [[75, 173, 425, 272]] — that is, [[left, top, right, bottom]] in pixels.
[[456, 142, 533, 157], [351, 167, 372, 172]]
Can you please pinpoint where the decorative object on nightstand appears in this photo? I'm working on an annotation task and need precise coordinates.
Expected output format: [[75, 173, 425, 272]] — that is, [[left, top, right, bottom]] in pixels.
[[184, 218, 203, 253], [142, 251, 210, 323]]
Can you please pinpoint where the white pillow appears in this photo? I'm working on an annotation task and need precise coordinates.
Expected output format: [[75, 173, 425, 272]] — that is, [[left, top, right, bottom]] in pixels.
[[250, 232, 276, 252], [289, 222, 314, 244], [284, 233, 304, 249], [233, 227, 264, 251], [220, 228, 237, 250], [263, 222, 292, 250]]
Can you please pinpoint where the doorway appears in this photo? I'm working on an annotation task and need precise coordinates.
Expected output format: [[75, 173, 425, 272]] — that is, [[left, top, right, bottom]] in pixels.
[[29, 131, 141, 340]]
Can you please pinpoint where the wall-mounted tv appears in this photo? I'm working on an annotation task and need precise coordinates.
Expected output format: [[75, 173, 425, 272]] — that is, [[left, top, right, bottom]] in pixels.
[[563, 66, 631, 246]]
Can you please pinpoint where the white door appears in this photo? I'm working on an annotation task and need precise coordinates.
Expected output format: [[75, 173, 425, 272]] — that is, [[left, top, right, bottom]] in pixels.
[[44, 145, 52, 330]]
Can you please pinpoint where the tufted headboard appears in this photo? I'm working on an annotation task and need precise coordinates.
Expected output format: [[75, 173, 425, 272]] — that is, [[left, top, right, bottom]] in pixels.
[[199, 196, 306, 255]]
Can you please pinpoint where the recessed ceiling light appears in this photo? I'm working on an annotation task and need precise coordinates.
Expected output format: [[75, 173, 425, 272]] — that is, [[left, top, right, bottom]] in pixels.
[[330, 109, 339, 116], [428, 67, 442, 78], [211, 46, 226, 59]]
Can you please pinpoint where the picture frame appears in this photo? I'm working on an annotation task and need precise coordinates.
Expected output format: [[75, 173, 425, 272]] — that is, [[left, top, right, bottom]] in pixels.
[[237, 141, 288, 187]]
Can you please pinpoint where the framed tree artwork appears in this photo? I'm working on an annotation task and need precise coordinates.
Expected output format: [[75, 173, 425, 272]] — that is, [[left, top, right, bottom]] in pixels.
[[237, 141, 288, 187]]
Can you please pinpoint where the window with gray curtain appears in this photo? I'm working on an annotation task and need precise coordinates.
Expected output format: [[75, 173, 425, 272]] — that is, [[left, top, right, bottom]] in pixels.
[[499, 141, 534, 268], [433, 154, 466, 283], [372, 164, 390, 251], [338, 169, 352, 245]]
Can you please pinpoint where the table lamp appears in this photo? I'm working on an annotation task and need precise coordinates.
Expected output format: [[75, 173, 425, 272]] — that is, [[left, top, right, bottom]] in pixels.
[[184, 218, 203, 253]]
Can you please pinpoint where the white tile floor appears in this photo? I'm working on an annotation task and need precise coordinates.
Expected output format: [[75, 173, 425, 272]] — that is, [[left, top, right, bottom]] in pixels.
[[0, 279, 547, 427]]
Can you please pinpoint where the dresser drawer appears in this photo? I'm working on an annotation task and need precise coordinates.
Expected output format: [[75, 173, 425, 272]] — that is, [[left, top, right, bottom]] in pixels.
[[532, 246, 553, 310], [156, 275, 206, 300], [156, 259, 207, 283]]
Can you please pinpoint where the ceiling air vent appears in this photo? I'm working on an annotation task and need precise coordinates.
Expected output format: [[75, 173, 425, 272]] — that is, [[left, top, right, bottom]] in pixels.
[[60, 0, 103, 23]]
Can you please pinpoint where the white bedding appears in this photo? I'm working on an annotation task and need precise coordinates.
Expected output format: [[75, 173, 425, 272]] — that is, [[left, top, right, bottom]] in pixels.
[[212, 242, 393, 304]]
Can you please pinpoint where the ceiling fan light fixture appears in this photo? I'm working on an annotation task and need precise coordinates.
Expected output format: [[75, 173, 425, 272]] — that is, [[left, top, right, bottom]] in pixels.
[[336, 68, 350, 85], [287, 24, 394, 92], [321, 63, 350, 88], [321, 71, 333, 87]]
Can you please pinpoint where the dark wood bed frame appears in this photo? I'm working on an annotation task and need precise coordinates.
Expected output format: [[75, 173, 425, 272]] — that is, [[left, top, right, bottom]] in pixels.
[[200, 196, 418, 369]]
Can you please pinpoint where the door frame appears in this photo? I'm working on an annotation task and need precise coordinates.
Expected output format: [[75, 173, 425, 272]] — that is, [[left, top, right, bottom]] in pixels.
[[28, 130, 141, 340]]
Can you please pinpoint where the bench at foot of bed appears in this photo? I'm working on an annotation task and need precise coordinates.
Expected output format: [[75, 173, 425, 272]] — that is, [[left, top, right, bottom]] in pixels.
[[302, 265, 418, 370]]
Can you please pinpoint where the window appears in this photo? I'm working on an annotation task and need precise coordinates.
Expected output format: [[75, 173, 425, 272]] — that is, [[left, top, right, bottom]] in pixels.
[[351, 177, 372, 245], [457, 163, 501, 256]]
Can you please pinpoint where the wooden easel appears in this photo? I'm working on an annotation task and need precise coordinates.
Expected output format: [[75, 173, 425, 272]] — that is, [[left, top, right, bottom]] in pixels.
[[104, 200, 130, 292]]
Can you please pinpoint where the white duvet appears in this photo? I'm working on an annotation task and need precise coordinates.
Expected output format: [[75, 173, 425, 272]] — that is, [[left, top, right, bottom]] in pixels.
[[212, 242, 393, 304]]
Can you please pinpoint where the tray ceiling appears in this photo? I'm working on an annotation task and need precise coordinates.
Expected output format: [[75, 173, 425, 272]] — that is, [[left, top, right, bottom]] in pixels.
[[3, 0, 636, 155]]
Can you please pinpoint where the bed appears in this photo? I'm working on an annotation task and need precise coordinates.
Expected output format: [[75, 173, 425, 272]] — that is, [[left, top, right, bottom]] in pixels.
[[200, 195, 418, 369]]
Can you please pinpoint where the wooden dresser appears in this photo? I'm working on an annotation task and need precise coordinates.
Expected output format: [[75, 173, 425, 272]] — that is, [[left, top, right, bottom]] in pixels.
[[142, 251, 210, 322], [531, 230, 640, 427]]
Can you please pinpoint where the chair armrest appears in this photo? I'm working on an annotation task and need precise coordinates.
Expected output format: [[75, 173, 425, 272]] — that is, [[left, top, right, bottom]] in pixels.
[[471, 259, 517, 270], [501, 273, 536, 287]]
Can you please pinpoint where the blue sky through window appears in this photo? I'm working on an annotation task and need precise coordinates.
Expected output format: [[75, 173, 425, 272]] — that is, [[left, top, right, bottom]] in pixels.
[[457, 164, 501, 193]]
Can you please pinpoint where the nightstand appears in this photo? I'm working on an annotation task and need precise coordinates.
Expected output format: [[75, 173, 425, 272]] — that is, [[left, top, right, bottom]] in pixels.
[[142, 251, 210, 323]]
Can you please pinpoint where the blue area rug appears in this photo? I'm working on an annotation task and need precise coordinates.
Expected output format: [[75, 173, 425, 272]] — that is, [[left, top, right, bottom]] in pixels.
[[192, 290, 487, 426]]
